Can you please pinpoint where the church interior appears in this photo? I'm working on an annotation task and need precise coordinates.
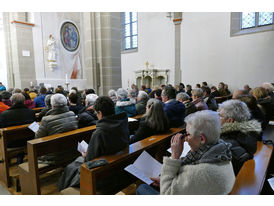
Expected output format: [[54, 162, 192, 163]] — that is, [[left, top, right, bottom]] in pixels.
[[0, 8, 274, 199]]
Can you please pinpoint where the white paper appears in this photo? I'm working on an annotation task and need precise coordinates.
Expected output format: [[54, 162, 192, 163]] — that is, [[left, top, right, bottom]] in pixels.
[[167, 142, 191, 158], [28, 121, 40, 133], [269, 121, 274, 126], [124, 150, 162, 185], [77, 140, 88, 153], [128, 117, 138, 122], [268, 177, 274, 191]]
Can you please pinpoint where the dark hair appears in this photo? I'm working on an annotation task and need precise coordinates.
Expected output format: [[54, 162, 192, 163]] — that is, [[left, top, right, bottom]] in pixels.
[[237, 94, 258, 110], [202, 86, 211, 95], [22, 91, 31, 100], [186, 84, 192, 89], [13, 88, 22, 93], [141, 85, 146, 90], [0, 94, 2, 102], [39, 87, 47, 94], [211, 86, 217, 91], [202, 81, 208, 86], [179, 83, 185, 91], [24, 88, 29, 92], [69, 93, 78, 104], [196, 84, 201, 88], [219, 82, 225, 88], [94, 96, 115, 116], [85, 89, 95, 95], [155, 89, 162, 97], [162, 85, 176, 100], [71, 87, 78, 93]]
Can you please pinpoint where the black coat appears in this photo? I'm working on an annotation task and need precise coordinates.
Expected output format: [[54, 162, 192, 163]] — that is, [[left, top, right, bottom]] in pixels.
[[0, 103, 35, 128], [77, 108, 98, 128], [220, 120, 261, 175], [129, 117, 170, 144]]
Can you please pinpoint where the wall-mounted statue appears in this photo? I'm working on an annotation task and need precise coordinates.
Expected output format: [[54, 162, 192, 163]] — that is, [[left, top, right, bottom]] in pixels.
[[45, 34, 57, 71]]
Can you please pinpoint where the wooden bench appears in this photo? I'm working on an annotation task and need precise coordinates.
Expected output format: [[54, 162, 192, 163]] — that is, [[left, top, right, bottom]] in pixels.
[[18, 125, 96, 195], [230, 140, 273, 195], [0, 123, 35, 187], [215, 95, 232, 104], [33, 107, 45, 113], [66, 127, 182, 195]]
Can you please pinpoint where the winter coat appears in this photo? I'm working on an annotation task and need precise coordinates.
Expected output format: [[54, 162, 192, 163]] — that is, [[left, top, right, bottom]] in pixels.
[[0, 102, 9, 114], [183, 101, 197, 117], [115, 98, 136, 117], [37, 107, 51, 122], [258, 96, 274, 121], [204, 96, 218, 111], [160, 140, 235, 195], [24, 99, 35, 109], [163, 99, 185, 127], [57, 112, 129, 191], [0, 103, 35, 128], [220, 119, 261, 175], [69, 104, 84, 115], [35, 106, 78, 165], [135, 98, 148, 115], [34, 94, 46, 107], [77, 106, 98, 128], [129, 117, 169, 144]]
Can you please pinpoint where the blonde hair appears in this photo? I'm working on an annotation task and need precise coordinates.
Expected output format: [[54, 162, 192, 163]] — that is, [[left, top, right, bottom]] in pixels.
[[250, 87, 268, 100]]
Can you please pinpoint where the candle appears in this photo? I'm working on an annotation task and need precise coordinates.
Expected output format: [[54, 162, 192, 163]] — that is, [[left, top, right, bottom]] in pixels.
[[65, 74, 68, 83], [30, 81, 33, 87]]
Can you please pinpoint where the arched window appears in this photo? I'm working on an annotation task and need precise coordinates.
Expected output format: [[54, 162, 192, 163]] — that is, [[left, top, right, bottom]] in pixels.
[[123, 12, 138, 50]]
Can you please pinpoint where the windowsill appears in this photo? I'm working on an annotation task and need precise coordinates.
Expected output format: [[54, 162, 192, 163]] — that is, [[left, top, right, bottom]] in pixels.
[[231, 24, 274, 37], [121, 48, 138, 54]]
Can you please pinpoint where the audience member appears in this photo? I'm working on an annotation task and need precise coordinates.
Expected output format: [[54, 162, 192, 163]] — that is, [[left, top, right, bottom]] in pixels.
[[243, 84, 251, 93], [202, 81, 208, 87], [108, 89, 118, 105], [58, 96, 129, 191], [37, 94, 52, 122], [202, 86, 217, 111], [68, 93, 84, 115], [224, 84, 231, 95], [140, 85, 146, 92], [210, 86, 219, 97], [154, 89, 162, 101], [218, 82, 227, 96], [218, 100, 261, 175], [161, 85, 185, 127], [0, 94, 9, 114], [137, 110, 235, 195], [115, 88, 136, 117], [176, 92, 197, 116], [130, 99, 169, 144], [1, 91, 12, 106], [191, 88, 208, 111], [232, 89, 248, 99], [196, 83, 201, 88], [22, 91, 35, 109], [29, 89, 38, 101], [35, 93, 78, 165], [13, 88, 22, 94], [145, 84, 152, 94], [0, 82, 6, 91], [135, 91, 149, 115], [34, 87, 47, 107], [78, 93, 98, 128], [128, 89, 137, 104], [186, 84, 192, 98]]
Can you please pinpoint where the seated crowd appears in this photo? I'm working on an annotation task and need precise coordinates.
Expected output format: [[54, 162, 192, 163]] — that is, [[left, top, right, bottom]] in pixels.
[[0, 80, 273, 195]]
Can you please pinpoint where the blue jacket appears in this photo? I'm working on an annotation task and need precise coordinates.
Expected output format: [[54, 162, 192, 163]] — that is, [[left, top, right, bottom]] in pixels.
[[0, 85, 6, 91], [34, 94, 46, 107], [164, 99, 185, 127], [115, 98, 136, 117]]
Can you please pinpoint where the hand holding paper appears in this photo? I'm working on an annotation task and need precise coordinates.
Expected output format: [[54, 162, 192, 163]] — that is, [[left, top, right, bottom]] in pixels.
[[77, 140, 88, 153]]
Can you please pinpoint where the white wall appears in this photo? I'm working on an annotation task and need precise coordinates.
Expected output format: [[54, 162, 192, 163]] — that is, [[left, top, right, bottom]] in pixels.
[[0, 12, 8, 87], [181, 12, 274, 91], [121, 12, 175, 89]]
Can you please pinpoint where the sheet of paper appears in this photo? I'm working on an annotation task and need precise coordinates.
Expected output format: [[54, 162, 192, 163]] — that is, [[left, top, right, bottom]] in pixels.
[[167, 142, 191, 158], [77, 140, 88, 153], [128, 117, 138, 122], [124, 164, 153, 185], [124, 150, 162, 184], [268, 177, 274, 191], [28, 121, 40, 133]]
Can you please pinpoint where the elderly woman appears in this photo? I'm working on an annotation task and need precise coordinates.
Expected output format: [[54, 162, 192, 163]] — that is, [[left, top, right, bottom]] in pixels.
[[218, 99, 261, 175], [137, 110, 235, 195], [176, 92, 197, 116], [108, 89, 118, 105], [135, 91, 149, 115], [35, 93, 78, 165], [77, 94, 98, 128], [130, 99, 169, 144], [191, 88, 208, 111], [115, 88, 136, 117]]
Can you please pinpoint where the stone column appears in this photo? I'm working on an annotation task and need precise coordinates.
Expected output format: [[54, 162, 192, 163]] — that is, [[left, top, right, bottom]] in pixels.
[[173, 12, 182, 86], [3, 12, 36, 89]]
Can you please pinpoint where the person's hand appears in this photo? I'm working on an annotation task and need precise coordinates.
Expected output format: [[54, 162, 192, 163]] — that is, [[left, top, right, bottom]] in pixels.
[[171, 133, 185, 159], [81, 152, 86, 158], [150, 177, 160, 188]]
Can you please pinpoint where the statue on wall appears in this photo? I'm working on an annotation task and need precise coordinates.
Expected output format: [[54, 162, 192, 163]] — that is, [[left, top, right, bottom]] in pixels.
[[45, 34, 57, 71]]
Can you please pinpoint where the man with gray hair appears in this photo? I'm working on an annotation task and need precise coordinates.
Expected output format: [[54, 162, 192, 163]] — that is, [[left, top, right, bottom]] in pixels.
[[108, 89, 118, 104], [191, 88, 208, 111], [176, 92, 197, 117], [135, 91, 148, 114], [115, 88, 136, 117], [218, 99, 261, 175], [35, 93, 78, 164], [78, 94, 99, 128], [0, 93, 35, 128]]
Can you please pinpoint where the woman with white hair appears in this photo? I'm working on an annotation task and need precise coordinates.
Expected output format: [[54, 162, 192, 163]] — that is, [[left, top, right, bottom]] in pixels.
[[108, 89, 118, 105], [176, 92, 197, 116], [218, 99, 261, 175], [77, 93, 99, 128], [135, 91, 149, 114], [35, 93, 78, 164], [115, 88, 136, 117], [136, 110, 235, 195], [130, 99, 169, 144]]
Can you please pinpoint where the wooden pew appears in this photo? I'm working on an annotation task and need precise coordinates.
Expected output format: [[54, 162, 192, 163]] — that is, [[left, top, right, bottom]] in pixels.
[[78, 127, 183, 195], [33, 107, 45, 113], [131, 114, 144, 121], [18, 125, 96, 195], [230, 141, 273, 195], [0, 123, 35, 187], [215, 95, 232, 104]]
